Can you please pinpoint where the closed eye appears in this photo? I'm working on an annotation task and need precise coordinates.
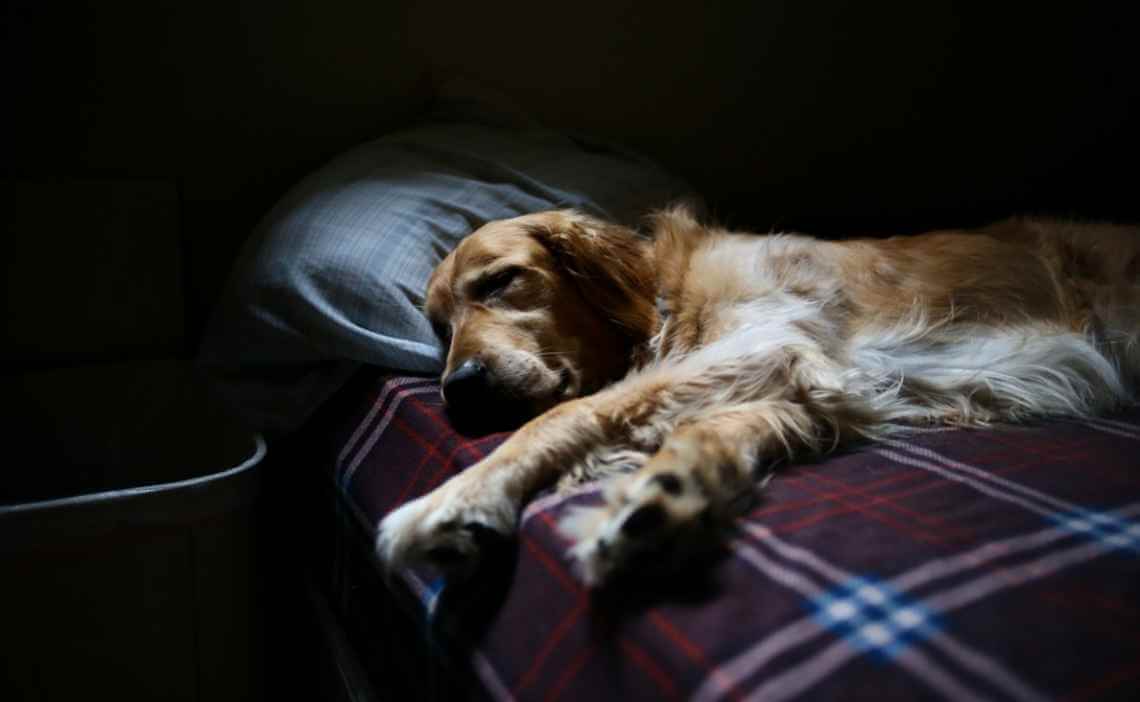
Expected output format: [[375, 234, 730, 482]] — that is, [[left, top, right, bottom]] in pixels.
[[472, 265, 524, 300]]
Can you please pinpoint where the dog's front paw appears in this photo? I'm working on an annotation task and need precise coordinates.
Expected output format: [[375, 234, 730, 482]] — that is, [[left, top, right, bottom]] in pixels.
[[376, 471, 517, 579], [559, 455, 735, 586]]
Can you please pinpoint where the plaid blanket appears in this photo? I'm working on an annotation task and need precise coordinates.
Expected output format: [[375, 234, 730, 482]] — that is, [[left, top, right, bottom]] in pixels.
[[316, 371, 1140, 701]]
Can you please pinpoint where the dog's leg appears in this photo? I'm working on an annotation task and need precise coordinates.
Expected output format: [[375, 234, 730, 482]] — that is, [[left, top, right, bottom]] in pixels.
[[377, 346, 868, 577], [376, 368, 741, 575], [560, 399, 850, 586], [376, 388, 652, 575]]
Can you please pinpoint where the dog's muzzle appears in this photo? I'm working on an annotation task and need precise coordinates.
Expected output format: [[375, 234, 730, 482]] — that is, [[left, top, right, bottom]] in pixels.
[[442, 358, 533, 432]]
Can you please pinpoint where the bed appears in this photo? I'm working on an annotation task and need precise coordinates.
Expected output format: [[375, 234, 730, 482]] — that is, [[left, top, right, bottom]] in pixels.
[[292, 367, 1140, 701], [198, 83, 1140, 701]]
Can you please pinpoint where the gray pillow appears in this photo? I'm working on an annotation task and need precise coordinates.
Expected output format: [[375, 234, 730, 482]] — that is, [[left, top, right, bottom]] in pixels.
[[198, 98, 694, 433]]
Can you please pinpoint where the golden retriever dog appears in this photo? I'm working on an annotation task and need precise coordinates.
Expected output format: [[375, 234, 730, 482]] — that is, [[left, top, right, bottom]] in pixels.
[[377, 206, 1140, 585]]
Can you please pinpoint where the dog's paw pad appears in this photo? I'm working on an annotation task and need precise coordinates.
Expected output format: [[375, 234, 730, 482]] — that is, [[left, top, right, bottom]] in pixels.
[[619, 503, 667, 537], [376, 491, 514, 579], [654, 472, 683, 495], [560, 468, 715, 586]]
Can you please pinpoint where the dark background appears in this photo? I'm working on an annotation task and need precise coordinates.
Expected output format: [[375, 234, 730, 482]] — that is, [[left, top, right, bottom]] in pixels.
[[3, 1, 1138, 367]]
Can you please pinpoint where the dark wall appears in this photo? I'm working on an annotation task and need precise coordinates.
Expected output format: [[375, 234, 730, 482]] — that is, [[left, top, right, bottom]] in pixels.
[[3, 0, 429, 359], [4, 1, 1137, 364], [407, 1, 1138, 231]]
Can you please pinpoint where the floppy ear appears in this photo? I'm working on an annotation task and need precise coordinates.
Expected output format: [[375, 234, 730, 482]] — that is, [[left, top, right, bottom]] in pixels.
[[526, 211, 658, 340]]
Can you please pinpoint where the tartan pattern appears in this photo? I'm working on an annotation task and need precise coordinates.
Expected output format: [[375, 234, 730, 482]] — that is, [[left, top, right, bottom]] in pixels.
[[309, 368, 1140, 701], [808, 577, 940, 662]]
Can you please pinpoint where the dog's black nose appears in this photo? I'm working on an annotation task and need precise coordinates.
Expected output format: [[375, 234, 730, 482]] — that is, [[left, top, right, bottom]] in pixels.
[[442, 358, 490, 409]]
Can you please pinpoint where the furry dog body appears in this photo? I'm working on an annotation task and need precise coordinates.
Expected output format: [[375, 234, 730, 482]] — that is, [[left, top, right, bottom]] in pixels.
[[378, 208, 1140, 585]]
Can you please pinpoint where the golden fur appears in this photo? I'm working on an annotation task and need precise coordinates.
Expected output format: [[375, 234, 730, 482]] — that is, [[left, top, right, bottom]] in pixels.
[[380, 207, 1140, 585]]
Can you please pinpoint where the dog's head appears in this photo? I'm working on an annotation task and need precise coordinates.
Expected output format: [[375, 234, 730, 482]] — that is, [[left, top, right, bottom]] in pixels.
[[425, 210, 656, 428]]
